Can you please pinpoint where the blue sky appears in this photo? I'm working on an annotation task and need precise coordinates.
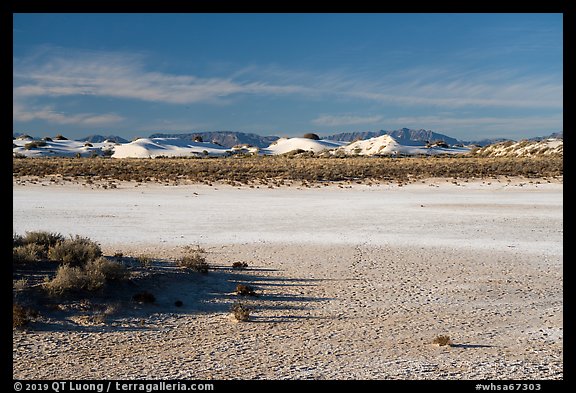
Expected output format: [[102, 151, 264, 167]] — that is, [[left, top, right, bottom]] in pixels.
[[13, 13, 563, 141]]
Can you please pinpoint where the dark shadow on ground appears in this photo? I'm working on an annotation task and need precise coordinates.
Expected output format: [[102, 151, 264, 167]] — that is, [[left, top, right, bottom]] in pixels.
[[450, 343, 496, 349], [13, 256, 333, 332]]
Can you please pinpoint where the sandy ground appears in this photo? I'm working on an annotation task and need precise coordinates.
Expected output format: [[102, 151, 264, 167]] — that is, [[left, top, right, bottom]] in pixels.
[[12, 178, 563, 380]]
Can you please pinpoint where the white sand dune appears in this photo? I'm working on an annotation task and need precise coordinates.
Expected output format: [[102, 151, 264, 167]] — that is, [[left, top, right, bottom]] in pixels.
[[337, 134, 470, 156], [261, 137, 346, 155], [108, 134, 470, 158], [14, 134, 562, 158], [473, 138, 563, 157], [12, 137, 116, 158], [111, 137, 230, 158]]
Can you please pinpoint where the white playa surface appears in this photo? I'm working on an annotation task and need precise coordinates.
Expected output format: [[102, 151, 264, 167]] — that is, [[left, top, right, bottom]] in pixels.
[[13, 179, 562, 255], [13, 179, 563, 380]]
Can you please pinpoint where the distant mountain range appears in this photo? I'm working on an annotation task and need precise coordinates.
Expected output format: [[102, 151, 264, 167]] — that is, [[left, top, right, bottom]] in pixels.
[[13, 129, 563, 148], [151, 128, 463, 147], [528, 132, 563, 141], [77, 135, 129, 144], [149, 131, 279, 148], [324, 128, 462, 145]]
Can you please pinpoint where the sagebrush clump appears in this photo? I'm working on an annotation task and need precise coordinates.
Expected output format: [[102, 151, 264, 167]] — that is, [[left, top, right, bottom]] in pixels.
[[18, 231, 64, 249], [236, 284, 257, 296], [43, 257, 126, 295], [85, 257, 129, 281], [230, 302, 251, 322], [432, 335, 453, 346], [13, 304, 29, 328], [13, 243, 45, 264], [136, 254, 153, 268], [178, 249, 209, 273], [12, 231, 65, 263], [48, 235, 102, 266], [13, 304, 38, 329]]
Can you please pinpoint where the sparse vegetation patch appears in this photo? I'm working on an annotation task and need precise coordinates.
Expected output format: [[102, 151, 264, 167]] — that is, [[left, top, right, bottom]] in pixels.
[[43, 256, 127, 294], [230, 302, 251, 322], [13, 303, 39, 329], [13, 233, 270, 331], [178, 247, 209, 273], [13, 156, 563, 186], [432, 335, 453, 346], [232, 262, 249, 270], [48, 235, 102, 266], [236, 284, 257, 296]]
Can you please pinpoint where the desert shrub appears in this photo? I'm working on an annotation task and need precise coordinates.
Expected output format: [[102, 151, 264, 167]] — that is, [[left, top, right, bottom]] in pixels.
[[136, 254, 153, 268], [44, 265, 105, 295], [230, 302, 251, 322], [48, 235, 102, 266], [43, 256, 127, 294], [432, 335, 453, 346], [179, 249, 209, 273], [132, 291, 155, 303], [91, 304, 119, 324], [183, 245, 206, 254], [21, 231, 64, 251], [235, 284, 256, 296], [13, 243, 45, 263], [13, 234, 24, 247], [13, 304, 28, 328], [13, 230, 66, 263], [13, 304, 38, 329], [85, 257, 128, 281], [13, 278, 29, 291], [303, 133, 320, 140], [232, 261, 248, 269]]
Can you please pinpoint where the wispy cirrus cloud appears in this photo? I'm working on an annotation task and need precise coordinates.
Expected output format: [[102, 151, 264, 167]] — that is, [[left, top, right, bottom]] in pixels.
[[13, 49, 311, 105], [14, 48, 563, 110], [13, 47, 563, 135], [336, 66, 563, 110], [13, 102, 124, 126]]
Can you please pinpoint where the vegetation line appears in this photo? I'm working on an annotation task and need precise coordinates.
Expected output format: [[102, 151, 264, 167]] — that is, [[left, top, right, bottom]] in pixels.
[[13, 156, 563, 185]]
